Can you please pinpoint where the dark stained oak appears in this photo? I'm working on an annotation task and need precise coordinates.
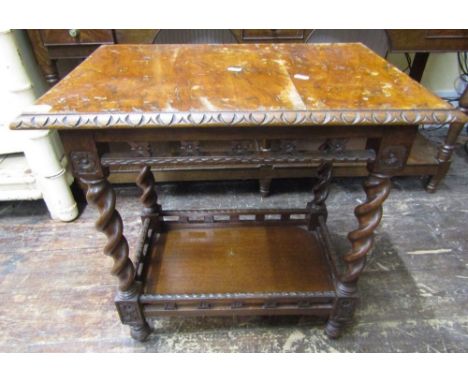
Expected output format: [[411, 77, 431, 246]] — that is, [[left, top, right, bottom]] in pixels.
[[232, 29, 313, 43], [387, 29, 468, 52], [41, 29, 114, 45], [14, 42, 467, 193], [22, 31, 468, 192], [10, 42, 467, 341], [28, 43, 455, 116]]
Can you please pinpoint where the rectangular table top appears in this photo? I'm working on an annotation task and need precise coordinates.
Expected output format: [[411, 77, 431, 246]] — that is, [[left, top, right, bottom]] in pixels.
[[12, 43, 466, 129]]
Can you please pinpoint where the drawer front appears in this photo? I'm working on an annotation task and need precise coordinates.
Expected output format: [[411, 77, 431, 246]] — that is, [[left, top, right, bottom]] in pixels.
[[106, 138, 367, 159], [41, 29, 114, 45], [388, 29, 468, 51], [425, 29, 468, 39], [105, 136, 368, 183], [241, 29, 305, 41]]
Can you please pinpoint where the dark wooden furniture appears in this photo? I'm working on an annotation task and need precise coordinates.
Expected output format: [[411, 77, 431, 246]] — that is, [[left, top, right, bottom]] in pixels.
[[387, 29, 468, 81], [28, 29, 468, 90], [25, 30, 468, 194], [387, 30, 468, 172], [387, 29, 468, 111], [12, 43, 466, 341], [27, 29, 314, 86], [231, 29, 313, 43]]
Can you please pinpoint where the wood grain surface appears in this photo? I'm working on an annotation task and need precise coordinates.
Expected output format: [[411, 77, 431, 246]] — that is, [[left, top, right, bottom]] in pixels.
[[145, 225, 333, 295], [32, 43, 452, 113]]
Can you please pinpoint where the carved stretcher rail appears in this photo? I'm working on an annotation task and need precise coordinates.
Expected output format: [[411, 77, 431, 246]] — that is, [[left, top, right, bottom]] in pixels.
[[140, 291, 336, 303], [101, 150, 376, 168], [11, 108, 466, 130]]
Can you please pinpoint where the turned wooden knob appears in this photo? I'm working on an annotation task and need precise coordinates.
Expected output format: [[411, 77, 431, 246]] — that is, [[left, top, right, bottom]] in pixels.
[[68, 29, 80, 39]]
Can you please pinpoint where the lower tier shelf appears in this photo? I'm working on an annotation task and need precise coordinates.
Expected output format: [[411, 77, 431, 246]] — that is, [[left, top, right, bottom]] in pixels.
[[137, 211, 339, 318], [146, 225, 334, 295]]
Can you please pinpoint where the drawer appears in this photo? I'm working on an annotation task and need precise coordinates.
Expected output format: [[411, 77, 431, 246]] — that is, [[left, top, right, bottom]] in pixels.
[[425, 30, 468, 39], [388, 29, 468, 51], [241, 29, 306, 41], [41, 29, 114, 45], [107, 137, 367, 160]]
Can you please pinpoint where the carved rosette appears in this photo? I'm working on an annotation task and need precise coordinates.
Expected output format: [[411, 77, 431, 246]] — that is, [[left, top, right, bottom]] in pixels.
[[280, 140, 298, 154], [70, 151, 98, 174], [379, 145, 407, 170], [85, 178, 135, 292], [180, 141, 200, 156], [319, 138, 347, 153], [231, 140, 254, 155], [341, 173, 391, 284], [129, 142, 152, 157], [136, 166, 161, 214], [117, 301, 142, 323]]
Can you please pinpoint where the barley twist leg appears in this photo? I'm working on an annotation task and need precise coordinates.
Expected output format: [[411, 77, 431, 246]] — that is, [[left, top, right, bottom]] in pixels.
[[70, 144, 150, 341], [85, 178, 135, 292], [306, 161, 332, 229], [325, 172, 391, 338], [313, 160, 332, 206], [342, 172, 391, 284], [136, 165, 160, 214]]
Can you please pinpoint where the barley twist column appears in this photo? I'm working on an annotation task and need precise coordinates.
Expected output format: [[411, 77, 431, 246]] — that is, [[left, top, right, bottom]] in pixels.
[[70, 149, 150, 342], [342, 172, 391, 284], [136, 165, 160, 214], [325, 171, 391, 339], [306, 160, 332, 229], [313, 160, 332, 206], [85, 177, 135, 292]]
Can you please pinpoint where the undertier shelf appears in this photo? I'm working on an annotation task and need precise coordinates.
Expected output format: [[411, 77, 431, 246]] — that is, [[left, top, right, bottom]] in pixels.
[[139, 215, 338, 316]]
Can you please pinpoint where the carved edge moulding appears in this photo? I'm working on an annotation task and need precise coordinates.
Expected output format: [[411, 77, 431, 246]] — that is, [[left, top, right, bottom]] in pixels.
[[11, 109, 467, 129]]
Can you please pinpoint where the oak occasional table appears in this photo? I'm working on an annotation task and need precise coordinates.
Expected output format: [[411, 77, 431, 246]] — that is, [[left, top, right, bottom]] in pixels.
[[12, 43, 467, 341], [27, 29, 466, 194]]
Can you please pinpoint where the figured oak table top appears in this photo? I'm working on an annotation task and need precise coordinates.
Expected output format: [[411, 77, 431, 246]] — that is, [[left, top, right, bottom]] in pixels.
[[12, 43, 466, 129]]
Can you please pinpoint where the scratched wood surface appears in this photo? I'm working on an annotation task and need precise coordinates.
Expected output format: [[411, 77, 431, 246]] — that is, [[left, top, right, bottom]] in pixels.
[[31, 43, 451, 114], [0, 128, 467, 352]]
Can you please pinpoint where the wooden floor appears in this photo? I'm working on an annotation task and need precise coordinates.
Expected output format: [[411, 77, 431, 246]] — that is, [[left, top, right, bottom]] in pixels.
[[1, 127, 467, 352]]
